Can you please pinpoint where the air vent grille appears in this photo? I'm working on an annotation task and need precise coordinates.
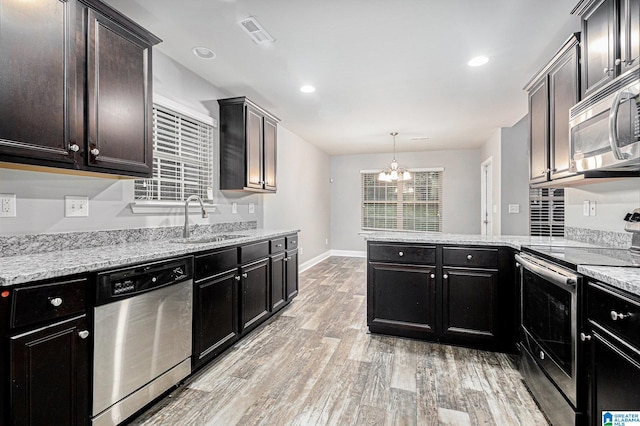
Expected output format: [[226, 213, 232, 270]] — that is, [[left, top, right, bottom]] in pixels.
[[239, 17, 275, 44]]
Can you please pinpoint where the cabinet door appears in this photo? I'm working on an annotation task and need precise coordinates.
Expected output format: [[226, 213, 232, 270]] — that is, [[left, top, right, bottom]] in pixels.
[[582, 0, 616, 97], [270, 253, 286, 312], [442, 268, 498, 341], [528, 77, 549, 183], [621, 0, 640, 74], [86, 9, 152, 176], [193, 269, 238, 369], [0, 0, 78, 166], [245, 106, 263, 189], [10, 315, 89, 426], [589, 331, 640, 425], [285, 250, 299, 301], [240, 258, 270, 333], [367, 262, 436, 339], [549, 43, 579, 180], [263, 117, 277, 192]]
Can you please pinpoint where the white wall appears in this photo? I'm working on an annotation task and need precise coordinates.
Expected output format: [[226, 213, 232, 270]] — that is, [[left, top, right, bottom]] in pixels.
[[264, 127, 331, 263], [565, 179, 640, 232], [500, 116, 530, 235], [480, 130, 501, 235], [330, 149, 482, 252]]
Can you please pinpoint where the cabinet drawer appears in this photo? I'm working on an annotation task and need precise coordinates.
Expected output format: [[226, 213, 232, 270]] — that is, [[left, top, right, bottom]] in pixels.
[[588, 282, 640, 350], [286, 235, 298, 250], [270, 238, 285, 254], [195, 248, 238, 281], [10, 278, 87, 329], [368, 244, 436, 264], [240, 241, 270, 264], [442, 247, 498, 269]]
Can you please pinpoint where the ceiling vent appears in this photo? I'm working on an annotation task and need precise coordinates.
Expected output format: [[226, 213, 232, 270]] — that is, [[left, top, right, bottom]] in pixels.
[[238, 17, 275, 44]]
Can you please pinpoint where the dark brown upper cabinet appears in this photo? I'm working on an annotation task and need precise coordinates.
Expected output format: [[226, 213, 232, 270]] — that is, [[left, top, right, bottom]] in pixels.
[[0, 0, 160, 178], [218, 97, 279, 193], [574, 0, 639, 98], [525, 34, 581, 185]]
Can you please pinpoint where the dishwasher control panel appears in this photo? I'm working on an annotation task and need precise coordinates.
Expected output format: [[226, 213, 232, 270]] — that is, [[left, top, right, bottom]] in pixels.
[[95, 256, 193, 305]]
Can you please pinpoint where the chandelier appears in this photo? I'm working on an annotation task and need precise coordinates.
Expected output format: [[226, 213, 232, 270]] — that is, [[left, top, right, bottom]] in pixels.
[[378, 132, 411, 182]]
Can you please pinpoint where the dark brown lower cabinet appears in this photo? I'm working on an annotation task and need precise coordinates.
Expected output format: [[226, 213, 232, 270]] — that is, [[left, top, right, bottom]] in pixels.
[[442, 268, 498, 342], [368, 262, 437, 340], [9, 315, 89, 425], [240, 258, 270, 334], [193, 268, 238, 370], [285, 249, 299, 301], [270, 252, 286, 312]]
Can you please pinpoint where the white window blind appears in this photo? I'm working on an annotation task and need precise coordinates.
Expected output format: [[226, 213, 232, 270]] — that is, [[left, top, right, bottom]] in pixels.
[[530, 188, 564, 237], [135, 104, 214, 202], [361, 169, 443, 232]]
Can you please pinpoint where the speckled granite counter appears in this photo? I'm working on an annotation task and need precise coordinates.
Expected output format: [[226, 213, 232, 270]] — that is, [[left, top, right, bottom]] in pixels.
[[0, 229, 299, 287], [362, 231, 640, 297]]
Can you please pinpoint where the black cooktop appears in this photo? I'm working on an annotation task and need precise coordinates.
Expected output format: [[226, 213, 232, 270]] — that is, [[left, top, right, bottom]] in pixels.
[[523, 245, 640, 268]]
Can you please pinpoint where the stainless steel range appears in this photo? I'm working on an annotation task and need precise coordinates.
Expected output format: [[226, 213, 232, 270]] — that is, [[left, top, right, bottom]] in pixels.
[[516, 242, 640, 425]]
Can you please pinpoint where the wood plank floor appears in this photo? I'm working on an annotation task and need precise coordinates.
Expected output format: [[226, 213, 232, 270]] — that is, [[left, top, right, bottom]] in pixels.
[[130, 257, 548, 426]]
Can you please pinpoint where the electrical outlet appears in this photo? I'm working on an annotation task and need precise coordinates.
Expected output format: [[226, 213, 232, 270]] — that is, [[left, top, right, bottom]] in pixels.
[[299, 247, 304, 255], [583, 200, 590, 216], [0, 194, 16, 217], [589, 201, 597, 216], [232, 203, 237, 214], [65, 196, 89, 217], [248, 203, 255, 214]]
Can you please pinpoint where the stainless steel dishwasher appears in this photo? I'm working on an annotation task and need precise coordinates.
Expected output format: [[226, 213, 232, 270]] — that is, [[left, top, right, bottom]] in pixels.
[[92, 256, 193, 426]]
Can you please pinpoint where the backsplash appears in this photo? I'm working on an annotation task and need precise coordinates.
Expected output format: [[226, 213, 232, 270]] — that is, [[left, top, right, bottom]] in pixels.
[[0, 221, 257, 258], [565, 226, 632, 249]]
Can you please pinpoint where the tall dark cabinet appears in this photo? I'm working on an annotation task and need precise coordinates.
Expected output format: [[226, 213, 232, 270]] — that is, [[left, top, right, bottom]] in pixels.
[[525, 34, 580, 184], [0, 0, 160, 177], [218, 97, 279, 192]]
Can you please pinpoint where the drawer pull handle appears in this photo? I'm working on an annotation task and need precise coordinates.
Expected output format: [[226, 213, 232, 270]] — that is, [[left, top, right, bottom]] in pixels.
[[580, 332, 592, 342], [49, 297, 63, 307], [443, 274, 449, 279], [235, 275, 241, 281], [398, 251, 404, 257], [610, 310, 630, 321], [276, 244, 283, 247], [284, 257, 289, 262], [78, 330, 90, 339], [242, 273, 248, 278], [467, 254, 473, 260], [430, 274, 435, 279], [539, 351, 545, 360]]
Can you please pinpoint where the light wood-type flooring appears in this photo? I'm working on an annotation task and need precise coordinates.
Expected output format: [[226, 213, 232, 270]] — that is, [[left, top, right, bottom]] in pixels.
[[131, 256, 548, 426]]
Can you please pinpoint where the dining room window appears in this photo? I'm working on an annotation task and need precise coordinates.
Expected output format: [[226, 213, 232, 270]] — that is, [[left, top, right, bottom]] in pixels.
[[361, 169, 443, 232]]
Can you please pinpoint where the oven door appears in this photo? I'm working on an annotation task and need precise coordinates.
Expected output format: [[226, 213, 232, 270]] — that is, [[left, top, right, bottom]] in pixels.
[[515, 253, 579, 406]]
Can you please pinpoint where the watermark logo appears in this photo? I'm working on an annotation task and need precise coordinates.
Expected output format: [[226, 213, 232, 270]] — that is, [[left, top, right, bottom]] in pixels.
[[603, 412, 640, 426]]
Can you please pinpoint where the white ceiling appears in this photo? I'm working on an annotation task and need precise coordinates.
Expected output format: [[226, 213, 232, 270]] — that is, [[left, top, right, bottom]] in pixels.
[[103, 0, 581, 156]]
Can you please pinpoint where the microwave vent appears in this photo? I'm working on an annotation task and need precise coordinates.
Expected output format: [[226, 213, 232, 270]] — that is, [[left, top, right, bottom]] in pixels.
[[570, 69, 639, 119]]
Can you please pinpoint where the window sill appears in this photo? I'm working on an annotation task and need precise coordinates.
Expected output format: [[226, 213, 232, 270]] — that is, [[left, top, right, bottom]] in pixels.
[[130, 201, 217, 215]]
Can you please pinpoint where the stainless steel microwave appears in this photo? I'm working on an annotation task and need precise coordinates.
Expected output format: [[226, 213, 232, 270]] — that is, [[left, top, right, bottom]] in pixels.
[[569, 67, 639, 172]]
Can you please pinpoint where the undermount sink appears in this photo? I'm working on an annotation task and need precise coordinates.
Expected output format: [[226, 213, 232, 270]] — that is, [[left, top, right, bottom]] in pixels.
[[175, 234, 244, 244]]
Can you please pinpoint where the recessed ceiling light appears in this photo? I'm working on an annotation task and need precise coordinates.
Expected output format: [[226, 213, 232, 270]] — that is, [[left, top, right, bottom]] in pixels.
[[192, 46, 216, 60], [468, 56, 489, 67], [300, 85, 316, 93]]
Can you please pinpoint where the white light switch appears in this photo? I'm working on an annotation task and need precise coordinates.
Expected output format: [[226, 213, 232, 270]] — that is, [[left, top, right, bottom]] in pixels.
[[232, 203, 237, 214], [248, 203, 255, 214], [65, 196, 89, 217], [583, 200, 590, 216]]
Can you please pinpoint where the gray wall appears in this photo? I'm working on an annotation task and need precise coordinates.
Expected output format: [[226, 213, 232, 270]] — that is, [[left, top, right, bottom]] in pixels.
[[264, 127, 331, 263], [330, 149, 482, 252], [500, 116, 530, 235]]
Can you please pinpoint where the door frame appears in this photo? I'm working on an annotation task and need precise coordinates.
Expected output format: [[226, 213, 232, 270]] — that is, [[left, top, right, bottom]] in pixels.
[[481, 157, 493, 236]]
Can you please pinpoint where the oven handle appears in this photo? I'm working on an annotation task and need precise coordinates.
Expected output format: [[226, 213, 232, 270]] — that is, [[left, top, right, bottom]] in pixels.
[[515, 253, 578, 290]]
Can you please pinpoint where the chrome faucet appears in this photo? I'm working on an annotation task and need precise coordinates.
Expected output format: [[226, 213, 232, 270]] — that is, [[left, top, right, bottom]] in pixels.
[[183, 195, 208, 238]]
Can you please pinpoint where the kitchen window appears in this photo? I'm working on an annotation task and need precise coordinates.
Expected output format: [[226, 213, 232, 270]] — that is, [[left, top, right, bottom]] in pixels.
[[529, 188, 564, 237], [134, 100, 215, 204], [361, 169, 443, 232]]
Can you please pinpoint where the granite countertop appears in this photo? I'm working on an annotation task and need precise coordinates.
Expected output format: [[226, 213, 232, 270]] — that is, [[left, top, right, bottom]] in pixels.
[[362, 231, 640, 297], [0, 229, 299, 287]]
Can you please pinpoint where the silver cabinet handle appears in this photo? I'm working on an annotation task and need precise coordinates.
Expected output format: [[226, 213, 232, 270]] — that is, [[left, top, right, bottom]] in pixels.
[[539, 351, 545, 360], [284, 257, 289, 262], [235, 275, 241, 281], [90, 148, 100, 156], [276, 244, 283, 248], [443, 274, 448, 279], [610, 310, 630, 321], [604, 67, 614, 75], [580, 332, 592, 342], [398, 251, 404, 257], [242, 273, 248, 278], [69, 144, 80, 153], [615, 58, 622, 66], [49, 297, 63, 307], [467, 254, 473, 260], [430, 274, 435, 279], [78, 330, 90, 339]]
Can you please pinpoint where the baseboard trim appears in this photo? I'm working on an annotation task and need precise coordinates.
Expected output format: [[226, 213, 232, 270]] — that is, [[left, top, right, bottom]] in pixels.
[[299, 250, 332, 272], [330, 250, 367, 258]]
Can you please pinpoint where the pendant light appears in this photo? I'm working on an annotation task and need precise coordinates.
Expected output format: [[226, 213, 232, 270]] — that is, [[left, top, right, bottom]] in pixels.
[[378, 132, 411, 182]]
